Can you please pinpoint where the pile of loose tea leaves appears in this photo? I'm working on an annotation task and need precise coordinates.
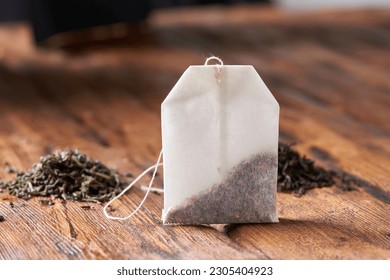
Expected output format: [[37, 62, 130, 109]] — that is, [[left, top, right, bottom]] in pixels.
[[277, 143, 335, 197], [0, 150, 128, 202]]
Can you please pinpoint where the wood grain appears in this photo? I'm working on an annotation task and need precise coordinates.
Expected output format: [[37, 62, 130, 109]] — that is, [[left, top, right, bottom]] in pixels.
[[0, 5, 389, 259]]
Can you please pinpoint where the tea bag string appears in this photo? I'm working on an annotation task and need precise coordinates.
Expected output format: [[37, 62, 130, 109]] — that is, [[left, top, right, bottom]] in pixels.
[[103, 149, 163, 221], [205, 55, 223, 81]]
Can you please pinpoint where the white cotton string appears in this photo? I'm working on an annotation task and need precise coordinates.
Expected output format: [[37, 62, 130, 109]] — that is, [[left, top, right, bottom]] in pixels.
[[103, 149, 163, 221], [204, 55, 223, 66], [204, 55, 223, 82]]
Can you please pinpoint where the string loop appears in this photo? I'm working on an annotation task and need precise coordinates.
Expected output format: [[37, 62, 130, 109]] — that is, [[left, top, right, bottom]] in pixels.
[[205, 55, 223, 82], [204, 56, 223, 66], [103, 150, 163, 221]]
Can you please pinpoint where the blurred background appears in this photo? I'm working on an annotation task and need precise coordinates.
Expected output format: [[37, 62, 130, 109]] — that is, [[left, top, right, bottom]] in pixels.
[[1, 0, 389, 43], [0, 0, 389, 167]]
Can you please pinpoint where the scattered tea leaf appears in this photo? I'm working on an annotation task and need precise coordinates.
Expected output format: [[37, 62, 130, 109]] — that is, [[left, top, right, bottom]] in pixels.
[[39, 198, 54, 206], [107, 205, 116, 212], [4, 162, 20, 174]]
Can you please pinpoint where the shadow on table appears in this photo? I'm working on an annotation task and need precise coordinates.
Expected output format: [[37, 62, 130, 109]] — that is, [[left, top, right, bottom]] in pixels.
[[218, 218, 389, 252]]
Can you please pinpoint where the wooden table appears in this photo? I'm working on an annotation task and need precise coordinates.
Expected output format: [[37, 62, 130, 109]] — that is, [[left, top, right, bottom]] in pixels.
[[0, 5, 389, 260]]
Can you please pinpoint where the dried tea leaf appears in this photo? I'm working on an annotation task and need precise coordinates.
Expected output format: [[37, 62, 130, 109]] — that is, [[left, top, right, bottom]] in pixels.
[[0, 150, 128, 202], [277, 143, 335, 196]]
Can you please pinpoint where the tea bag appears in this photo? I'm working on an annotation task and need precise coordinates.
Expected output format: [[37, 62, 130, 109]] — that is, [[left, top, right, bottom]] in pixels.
[[162, 58, 279, 225]]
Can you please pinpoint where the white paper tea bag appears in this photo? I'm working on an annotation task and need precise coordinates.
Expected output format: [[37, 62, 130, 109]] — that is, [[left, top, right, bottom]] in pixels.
[[162, 58, 279, 225]]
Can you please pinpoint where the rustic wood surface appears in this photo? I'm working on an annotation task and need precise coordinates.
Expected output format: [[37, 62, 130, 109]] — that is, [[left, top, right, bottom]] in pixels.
[[0, 5, 389, 260]]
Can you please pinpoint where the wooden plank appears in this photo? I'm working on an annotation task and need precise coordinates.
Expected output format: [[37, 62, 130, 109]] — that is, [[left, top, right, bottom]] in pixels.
[[0, 199, 85, 259], [0, 6, 389, 259]]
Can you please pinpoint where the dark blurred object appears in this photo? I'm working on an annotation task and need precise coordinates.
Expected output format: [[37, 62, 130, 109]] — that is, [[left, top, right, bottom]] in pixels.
[[0, 0, 31, 21], [151, 0, 269, 8], [0, 0, 270, 43], [31, 1, 150, 42]]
